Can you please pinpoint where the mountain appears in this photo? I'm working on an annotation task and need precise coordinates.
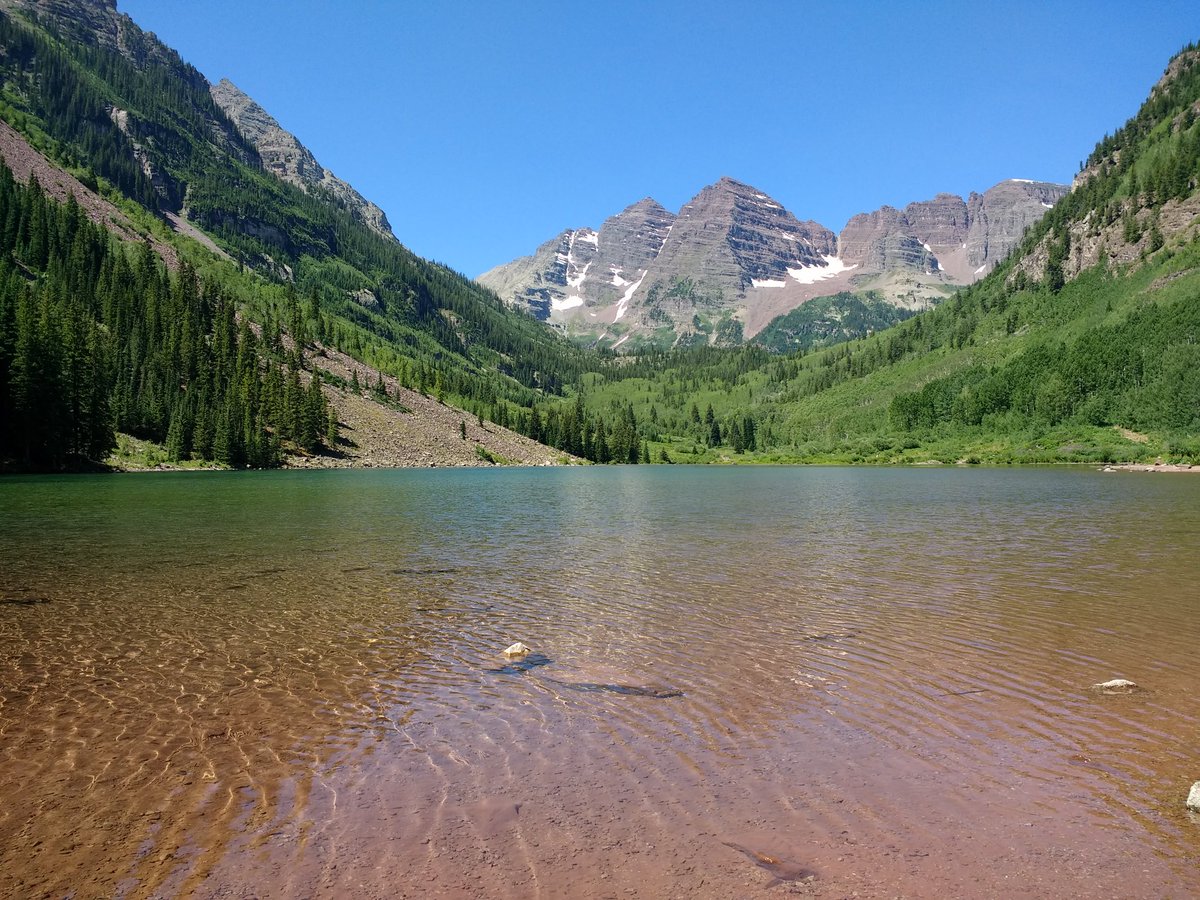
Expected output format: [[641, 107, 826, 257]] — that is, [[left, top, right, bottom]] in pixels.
[[0, 0, 1194, 473], [838, 180, 1069, 280], [565, 42, 1200, 466], [0, 0, 599, 469], [209, 79, 394, 240], [479, 176, 1068, 350]]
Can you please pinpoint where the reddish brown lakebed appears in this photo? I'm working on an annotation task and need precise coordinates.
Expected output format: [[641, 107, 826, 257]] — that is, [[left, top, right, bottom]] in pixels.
[[1, 467, 1198, 898]]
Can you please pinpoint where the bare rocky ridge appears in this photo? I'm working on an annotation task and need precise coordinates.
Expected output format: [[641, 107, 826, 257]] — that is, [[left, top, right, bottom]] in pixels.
[[839, 206, 939, 273], [476, 229, 590, 320], [0, 0, 170, 67], [652, 177, 836, 294], [597, 198, 675, 274], [480, 175, 1069, 347], [966, 180, 1069, 269], [476, 198, 677, 321], [210, 79, 395, 240], [904, 193, 970, 248]]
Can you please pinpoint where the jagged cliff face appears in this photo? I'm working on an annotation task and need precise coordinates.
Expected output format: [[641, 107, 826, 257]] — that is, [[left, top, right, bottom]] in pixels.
[[0, 0, 164, 65], [839, 181, 1068, 284], [210, 79, 394, 240], [597, 198, 674, 274], [475, 228, 593, 320], [480, 176, 1068, 349], [965, 180, 1068, 269], [653, 178, 836, 294], [478, 198, 674, 321], [839, 205, 940, 273]]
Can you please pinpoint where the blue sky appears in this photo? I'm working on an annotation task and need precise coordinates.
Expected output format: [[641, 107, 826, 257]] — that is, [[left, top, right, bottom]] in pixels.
[[116, 1, 1198, 277]]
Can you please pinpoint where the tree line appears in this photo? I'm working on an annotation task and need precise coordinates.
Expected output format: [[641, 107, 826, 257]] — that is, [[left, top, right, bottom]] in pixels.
[[0, 163, 333, 469]]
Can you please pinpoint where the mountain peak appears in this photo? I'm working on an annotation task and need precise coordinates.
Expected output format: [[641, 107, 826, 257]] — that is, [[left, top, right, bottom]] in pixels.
[[210, 79, 282, 145], [629, 196, 667, 211]]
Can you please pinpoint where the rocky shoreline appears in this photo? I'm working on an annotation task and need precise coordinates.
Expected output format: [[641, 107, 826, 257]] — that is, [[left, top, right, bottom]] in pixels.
[[1101, 462, 1199, 473]]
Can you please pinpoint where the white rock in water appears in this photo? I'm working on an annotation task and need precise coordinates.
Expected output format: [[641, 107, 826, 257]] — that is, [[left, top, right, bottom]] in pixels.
[[1188, 782, 1200, 813], [1093, 678, 1139, 692], [503, 642, 531, 658]]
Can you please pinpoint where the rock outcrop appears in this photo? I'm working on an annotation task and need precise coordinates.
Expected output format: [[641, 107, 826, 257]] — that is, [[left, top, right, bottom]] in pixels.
[[479, 199, 677, 320], [904, 193, 970, 248], [0, 0, 170, 66], [966, 180, 1069, 269], [210, 79, 394, 240], [839, 206, 939, 273], [1092, 678, 1140, 693], [477, 228, 593, 320], [597, 198, 675, 274]]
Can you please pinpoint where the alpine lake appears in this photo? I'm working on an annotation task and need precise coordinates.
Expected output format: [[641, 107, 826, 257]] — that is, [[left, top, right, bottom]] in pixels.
[[1, 466, 1198, 898]]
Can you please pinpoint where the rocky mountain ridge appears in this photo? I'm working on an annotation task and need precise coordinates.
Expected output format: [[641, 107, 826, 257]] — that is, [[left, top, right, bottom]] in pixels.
[[0, 0, 172, 67], [480, 176, 1068, 349], [210, 79, 395, 240], [0, 0, 397, 245]]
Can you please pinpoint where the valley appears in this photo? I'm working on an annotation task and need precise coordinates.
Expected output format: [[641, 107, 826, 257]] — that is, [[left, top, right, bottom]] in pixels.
[[0, 0, 1196, 475]]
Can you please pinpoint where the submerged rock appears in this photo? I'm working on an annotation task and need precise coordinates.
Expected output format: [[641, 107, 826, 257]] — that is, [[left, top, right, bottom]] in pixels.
[[551, 680, 683, 699], [485, 652, 553, 676], [1188, 782, 1200, 813], [0, 596, 51, 606], [503, 642, 531, 658], [1093, 678, 1140, 693], [721, 841, 816, 887]]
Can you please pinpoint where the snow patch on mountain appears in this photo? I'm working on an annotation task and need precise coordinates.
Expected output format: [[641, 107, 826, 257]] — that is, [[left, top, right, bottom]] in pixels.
[[787, 255, 856, 285], [614, 271, 646, 321], [567, 261, 592, 289]]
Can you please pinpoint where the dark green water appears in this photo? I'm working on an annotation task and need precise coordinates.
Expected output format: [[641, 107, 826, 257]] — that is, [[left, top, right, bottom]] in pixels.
[[2, 467, 1198, 898]]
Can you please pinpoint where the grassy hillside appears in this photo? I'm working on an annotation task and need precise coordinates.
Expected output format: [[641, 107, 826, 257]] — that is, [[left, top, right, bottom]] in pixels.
[[752, 291, 921, 355], [559, 44, 1200, 466]]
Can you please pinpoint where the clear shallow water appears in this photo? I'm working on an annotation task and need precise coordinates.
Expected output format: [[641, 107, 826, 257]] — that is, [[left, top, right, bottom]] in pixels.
[[1, 466, 1198, 898]]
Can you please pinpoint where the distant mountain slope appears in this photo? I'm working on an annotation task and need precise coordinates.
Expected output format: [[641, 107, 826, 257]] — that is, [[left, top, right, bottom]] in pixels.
[[480, 175, 1067, 351]]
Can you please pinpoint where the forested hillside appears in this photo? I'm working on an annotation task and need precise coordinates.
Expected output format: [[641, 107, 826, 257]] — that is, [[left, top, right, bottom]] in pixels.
[[0, 162, 335, 468], [0, 1, 625, 468]]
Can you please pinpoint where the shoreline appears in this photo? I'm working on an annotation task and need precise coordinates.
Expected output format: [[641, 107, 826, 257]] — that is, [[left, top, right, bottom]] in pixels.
[[1101, 462, 1199, 473], [7, 456, 1200, 475]]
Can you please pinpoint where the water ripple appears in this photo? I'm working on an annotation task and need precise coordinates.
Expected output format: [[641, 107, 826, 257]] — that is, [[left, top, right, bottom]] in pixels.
[[1, 467, 1198, 898]]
